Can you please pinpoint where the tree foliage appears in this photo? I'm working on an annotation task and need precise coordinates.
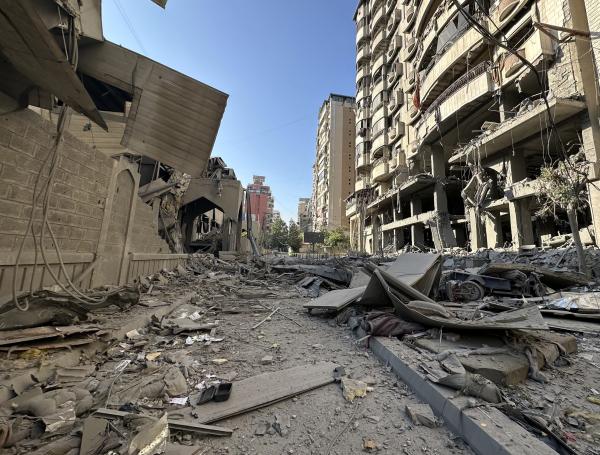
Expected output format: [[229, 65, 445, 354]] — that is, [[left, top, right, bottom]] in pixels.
[[288, 220, 303, 253], [268, 218, 289, 251], [323, 227, 350, 250]]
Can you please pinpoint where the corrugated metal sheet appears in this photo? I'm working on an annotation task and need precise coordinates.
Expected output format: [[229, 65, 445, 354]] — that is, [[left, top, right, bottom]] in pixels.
[[77, 41, 228, 177], [0, 0, 106, 128]]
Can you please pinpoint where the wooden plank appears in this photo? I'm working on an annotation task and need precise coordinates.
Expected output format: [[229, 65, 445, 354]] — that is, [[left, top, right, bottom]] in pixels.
[[182, 362, 338, 424], [304, 287, 365, 311]]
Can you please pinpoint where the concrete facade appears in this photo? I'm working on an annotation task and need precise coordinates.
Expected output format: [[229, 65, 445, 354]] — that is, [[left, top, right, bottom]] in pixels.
[[245, 175, 275, 234], [297, 197, 312, 232], [349, 0, 600, 253], [312, 94, 357, 231]]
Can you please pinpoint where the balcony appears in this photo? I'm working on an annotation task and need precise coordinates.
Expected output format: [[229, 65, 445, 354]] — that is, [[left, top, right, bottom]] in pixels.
[[371, 5, 386, 33], [371, 130, 389, 156], [371, 101, 387, 123], [491, 0, 529, 30], [415, 0, 469, 70], [371, 27, 389, 54], [389, 120, 405, 143], [499, 29, 555, 81], [387, 61, 403, 85], [346, 199, 357, 217], [420, 23, 487, 108], [388, 88, 405, 112], [449, 98, 587, 165], [356, 85, 370, 103], [404, 65, 415, 91], [372, 52, 387, 75], [356, 152, 371, 170], [402, 3, 417, 33], [356, 23, 369, 46], [355, 177, 371, 191], [418, 63, 494, 142], [356, 65, 369, 85], [401, 34, 417, 62], [372, 158, 391, 181], [385, 0, 398, 15], [356, 45, 371, 66], [387, 8, 402, 34], [408, 103, 421, 124], [372, 77, 387, 100], [387, 34, 402, 60], [415, 0, 442, 37], [357, 107, 371, 122]]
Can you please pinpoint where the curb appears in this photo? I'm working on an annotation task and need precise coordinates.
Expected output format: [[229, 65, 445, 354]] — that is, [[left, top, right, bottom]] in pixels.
[[366, 334, 556, 455]]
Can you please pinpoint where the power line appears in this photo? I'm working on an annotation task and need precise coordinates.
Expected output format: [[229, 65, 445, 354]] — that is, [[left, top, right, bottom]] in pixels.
[[112, 0, 148, 55]]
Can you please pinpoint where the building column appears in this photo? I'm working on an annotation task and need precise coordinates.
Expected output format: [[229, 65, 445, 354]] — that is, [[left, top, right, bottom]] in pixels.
[[484, 213, 502, 248], [588, 183, 600, 246], [507, 154, 535, 248], [430, 147, 457, 248], [410, 198, 425, 246], [467, 207, 485, 250]]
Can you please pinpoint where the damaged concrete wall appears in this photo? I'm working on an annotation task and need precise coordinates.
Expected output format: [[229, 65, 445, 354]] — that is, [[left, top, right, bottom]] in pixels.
[[0, 108, 183, 303]]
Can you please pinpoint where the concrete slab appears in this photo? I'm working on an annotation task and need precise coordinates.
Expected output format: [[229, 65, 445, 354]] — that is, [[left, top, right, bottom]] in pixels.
[[415, 337, 530, 386], [368, 335, 557, 455]]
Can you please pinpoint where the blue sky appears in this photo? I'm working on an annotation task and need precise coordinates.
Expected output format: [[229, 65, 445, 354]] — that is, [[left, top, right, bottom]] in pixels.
[[102, 0, 356, 222]]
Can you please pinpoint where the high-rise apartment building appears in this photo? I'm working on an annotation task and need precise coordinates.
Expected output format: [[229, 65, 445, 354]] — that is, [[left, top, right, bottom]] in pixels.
[[311, 94, 357, 231], [349, 0, 600, 254], [298, 198, 312, 232], [246, 175, 275, 233]]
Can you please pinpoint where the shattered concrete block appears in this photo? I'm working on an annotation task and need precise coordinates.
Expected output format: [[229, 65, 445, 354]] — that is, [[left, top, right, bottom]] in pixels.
[[261, 355, 274, 365], [405, 404, 437, 428], [341, 377, 368, 402], [164, 369, 188, 397]]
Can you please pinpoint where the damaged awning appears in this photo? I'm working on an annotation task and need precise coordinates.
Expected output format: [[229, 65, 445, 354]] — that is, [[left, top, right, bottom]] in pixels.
[[77, 40, 228, 177], [0, 0, 106, 128]]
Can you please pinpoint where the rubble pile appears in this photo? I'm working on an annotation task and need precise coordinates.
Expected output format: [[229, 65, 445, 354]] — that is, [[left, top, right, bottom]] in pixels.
[[306, 251, 600, 453], [1, 250, 599, 454]]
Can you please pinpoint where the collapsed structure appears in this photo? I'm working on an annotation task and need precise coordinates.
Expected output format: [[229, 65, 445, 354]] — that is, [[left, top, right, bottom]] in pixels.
[[348, 0, 600, 253], [0, 0, 242, 304]]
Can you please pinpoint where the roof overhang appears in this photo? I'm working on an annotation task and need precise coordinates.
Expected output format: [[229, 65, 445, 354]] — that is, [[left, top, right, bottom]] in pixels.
[[78, 40, 228, 177], [0, 0, 106, 128]]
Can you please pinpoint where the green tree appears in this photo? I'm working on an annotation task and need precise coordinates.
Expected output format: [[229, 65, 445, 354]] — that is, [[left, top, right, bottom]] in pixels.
[[288, 220, 303, 253], [269, 218, 289, 251], [324, 227, 350, 251]]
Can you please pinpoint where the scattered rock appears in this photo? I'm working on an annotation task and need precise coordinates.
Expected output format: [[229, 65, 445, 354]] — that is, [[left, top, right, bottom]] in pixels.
[[261, 355, 274, 365], [341, 377, 368, 402], [405, 404, 437, 428], [363, 437, 379, 451]]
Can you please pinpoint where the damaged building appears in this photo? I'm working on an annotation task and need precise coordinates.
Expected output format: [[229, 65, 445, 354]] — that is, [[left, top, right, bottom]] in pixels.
[[0, 0, 233, 302], [348, 0, 600, 253]]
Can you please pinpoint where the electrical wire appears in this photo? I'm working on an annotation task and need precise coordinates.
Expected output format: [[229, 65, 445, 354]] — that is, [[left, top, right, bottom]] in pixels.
[[112, 0, 148, 55], [8, 15, 112, 312]]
